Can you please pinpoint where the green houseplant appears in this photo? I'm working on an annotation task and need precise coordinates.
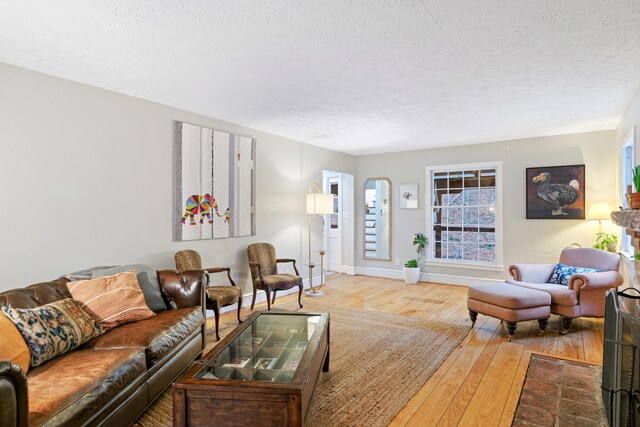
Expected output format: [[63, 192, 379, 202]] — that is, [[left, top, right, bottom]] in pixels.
[[628, 165, 640, 208], [403, 233, 428, 284], [593, 232, 618, 253]]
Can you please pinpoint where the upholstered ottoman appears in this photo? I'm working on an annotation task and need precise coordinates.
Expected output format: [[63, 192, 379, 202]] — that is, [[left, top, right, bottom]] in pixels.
[[467, 282, 552, 341]]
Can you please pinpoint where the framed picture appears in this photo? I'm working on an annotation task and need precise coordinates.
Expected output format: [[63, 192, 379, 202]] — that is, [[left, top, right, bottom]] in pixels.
[[173, 121, 256, 241], [526, 164, 585, 219], [399, 183, 419, 209]]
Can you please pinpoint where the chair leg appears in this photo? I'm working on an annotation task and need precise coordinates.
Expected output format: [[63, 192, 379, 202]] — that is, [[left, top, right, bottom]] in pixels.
[[237, 293, 243, 324], [271, 290, 277, 305], [537, 318, 549, 336], [506, 322, 517, 342], [250, 288, 257, 310], [561, 317, 573, 335], [469, 310, 478, 327], [298, 284, 303, 308], [265, 289, 271, 311], [212, 302, 221, 341]]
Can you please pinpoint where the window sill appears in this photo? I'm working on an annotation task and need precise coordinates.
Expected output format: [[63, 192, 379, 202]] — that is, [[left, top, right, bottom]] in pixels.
[[425, 260, 504, 272]]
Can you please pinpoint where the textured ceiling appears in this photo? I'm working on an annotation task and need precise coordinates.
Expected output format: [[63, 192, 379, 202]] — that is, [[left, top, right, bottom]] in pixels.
[[1, 1, 640, 155]]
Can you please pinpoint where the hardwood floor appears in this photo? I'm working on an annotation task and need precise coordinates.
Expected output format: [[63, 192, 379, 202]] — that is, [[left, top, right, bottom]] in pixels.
[[211, 274, 604, 426]]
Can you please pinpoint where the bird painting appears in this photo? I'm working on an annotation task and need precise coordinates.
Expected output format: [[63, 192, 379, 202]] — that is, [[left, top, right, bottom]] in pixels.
[[533, 172, 579, 215], [526, 165, 585, 219]]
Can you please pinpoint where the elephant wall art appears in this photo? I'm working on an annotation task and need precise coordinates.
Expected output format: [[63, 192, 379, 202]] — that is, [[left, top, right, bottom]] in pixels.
[[173, 121, 255, 241], [181, 194, 230, 225]]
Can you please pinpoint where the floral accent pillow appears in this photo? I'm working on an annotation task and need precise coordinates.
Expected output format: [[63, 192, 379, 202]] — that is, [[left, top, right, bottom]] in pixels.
[[549, 263, 599, 287], [1, 298, 104, 367]]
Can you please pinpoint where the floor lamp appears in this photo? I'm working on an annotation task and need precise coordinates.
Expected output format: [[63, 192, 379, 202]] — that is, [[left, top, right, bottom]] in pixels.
[[306, 183, 334, 297]]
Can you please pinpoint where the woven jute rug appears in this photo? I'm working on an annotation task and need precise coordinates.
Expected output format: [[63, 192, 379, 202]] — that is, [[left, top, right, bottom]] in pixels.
[[512, 354, 607, 427], [135, 300, 469, 427]]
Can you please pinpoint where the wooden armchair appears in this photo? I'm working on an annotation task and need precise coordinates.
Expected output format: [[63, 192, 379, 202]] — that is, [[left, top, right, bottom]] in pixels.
[[247, 243, 303, 311], [175, 249, 242, 340]]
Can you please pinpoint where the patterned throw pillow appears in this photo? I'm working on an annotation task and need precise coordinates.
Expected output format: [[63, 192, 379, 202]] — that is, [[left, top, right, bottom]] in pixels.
[[67, 271, 156, 330], [549, 263, 599, 287], [2, 299, 104, 368]]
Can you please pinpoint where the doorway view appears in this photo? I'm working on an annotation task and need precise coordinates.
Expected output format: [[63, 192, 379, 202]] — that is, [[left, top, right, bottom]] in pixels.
[[322, 170, 355, 276]]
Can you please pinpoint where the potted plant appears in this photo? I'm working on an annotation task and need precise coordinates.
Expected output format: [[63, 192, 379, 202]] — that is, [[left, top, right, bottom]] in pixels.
[[628, 165, 640, 208], [593, 232, 618, 253], [403, 233, 428, 285]]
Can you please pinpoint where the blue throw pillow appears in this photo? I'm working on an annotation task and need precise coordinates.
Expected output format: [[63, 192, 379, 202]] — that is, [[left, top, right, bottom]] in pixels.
[[549, 263, 599, 286]]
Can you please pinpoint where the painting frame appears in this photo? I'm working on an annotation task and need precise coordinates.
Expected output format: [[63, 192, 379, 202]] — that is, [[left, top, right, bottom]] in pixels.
[[173, 121, 256, 241], [526, 164, 585, 220], [399, 183, 419, 209]]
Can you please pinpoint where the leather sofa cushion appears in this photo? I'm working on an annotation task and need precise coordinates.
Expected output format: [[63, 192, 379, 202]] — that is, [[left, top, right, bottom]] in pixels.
[[28, 348, 145, 427], [81, 307, 203, 368], [506, 279, 579, 306]]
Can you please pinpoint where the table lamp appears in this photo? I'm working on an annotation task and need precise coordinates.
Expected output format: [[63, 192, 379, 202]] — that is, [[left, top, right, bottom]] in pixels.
[[587, 202, 613, 228]]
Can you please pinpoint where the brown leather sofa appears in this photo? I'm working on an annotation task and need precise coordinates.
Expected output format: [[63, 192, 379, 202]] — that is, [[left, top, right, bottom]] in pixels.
[[0, 270, 207, 427]]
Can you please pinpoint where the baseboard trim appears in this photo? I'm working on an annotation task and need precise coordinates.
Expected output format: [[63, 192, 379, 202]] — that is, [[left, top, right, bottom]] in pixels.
[[211, 274, 322, 317], [341, 265, 355, 275], [353, 266, 500, 287]]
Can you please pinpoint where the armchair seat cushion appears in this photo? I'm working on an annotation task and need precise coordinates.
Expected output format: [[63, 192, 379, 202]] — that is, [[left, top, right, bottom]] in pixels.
[[206, 286, 241, 307], [506, 279, 579, 306], [81, 307, 203, 368], [256, 274, 303, 291], [28, 348, 145, 426]]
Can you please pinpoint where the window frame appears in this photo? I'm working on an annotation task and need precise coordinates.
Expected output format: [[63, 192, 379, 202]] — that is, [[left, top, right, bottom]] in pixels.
[[621, 127, 635, 257], [425, 161, 504, 271]]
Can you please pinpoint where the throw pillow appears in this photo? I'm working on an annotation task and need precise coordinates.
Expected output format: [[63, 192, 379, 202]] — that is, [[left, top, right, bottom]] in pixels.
[[64, 265, 116, 281], [549, 263, 599, 287], [67, 271, 156, 329], [0, 311, 31, 372], [1, 299, 104, 368], [91, 264, 167, 312]]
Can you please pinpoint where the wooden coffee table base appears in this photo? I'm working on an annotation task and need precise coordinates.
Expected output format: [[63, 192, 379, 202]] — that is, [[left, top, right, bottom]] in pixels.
[[173, 312, 330, 427]]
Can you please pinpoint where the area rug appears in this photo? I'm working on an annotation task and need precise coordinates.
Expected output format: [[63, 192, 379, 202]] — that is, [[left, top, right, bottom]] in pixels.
[[135, 300, 469, 427], [512, 354, 607, 427]]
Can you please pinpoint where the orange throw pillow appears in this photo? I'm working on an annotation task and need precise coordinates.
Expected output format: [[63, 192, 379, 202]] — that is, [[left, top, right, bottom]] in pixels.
[[67, 271, 155, 330], [0, 311, 30, 372]]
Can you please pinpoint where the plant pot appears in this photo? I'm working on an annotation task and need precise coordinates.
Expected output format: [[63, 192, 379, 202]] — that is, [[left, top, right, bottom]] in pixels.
[[403, 266, 420, 285], [606, 241, 618, 253], [628, 193, 640, 209]]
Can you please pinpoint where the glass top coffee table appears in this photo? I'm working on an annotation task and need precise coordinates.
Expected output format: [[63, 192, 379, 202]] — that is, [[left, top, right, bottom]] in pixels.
[[173, 311, 330, 427]]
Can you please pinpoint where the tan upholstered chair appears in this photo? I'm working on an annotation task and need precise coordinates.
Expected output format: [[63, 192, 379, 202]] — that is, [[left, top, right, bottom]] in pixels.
[[175, 249, 242, 340], [247, 243, 303, 311], [508, 248, 624, 333]]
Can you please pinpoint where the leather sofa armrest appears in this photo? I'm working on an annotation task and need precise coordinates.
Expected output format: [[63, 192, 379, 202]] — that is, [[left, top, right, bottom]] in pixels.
[[0, 361, 28, 427], [569, 270, 624, 291], [158, 270, 207, 310], [508, 264, 556, 282]]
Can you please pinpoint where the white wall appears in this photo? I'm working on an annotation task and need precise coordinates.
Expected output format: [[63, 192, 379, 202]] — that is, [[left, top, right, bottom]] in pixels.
[[355, 130, 618, 284], [615, 85, 640, 286], [0, 63, 356, 292]]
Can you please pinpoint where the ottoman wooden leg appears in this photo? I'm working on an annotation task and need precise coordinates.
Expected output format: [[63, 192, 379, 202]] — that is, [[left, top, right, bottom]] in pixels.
[[506, 322, 517, 342], [561, 317, 573, 335], [537, 318, 549, 336], [469, 310, 478, 327]]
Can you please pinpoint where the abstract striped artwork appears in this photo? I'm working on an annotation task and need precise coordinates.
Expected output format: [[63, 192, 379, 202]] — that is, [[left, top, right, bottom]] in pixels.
[[173, 121, 256, 241]]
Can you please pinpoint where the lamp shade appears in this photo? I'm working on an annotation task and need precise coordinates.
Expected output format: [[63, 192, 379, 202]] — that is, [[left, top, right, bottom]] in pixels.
[[306, 193, 333, 215], [587, 202, 612, 221]]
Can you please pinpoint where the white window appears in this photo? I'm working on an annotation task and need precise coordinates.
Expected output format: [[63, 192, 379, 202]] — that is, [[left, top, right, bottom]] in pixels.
[[621, 128, 635, 255], [426, 162, 503, 270]]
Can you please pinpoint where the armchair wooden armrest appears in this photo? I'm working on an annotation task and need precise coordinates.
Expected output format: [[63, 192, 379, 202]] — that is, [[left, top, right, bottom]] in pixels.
[[249, 262, 264, 284], [204, 267, 236, 286], [276, 258, 300, 276]]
